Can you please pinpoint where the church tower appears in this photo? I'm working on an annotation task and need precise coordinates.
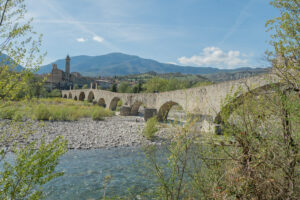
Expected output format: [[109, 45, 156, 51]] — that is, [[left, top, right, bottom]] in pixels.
[[65, 55, 70, 75]]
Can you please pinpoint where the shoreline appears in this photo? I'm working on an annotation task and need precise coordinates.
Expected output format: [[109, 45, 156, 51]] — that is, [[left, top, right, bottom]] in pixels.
[[0, 116, 173, 150]]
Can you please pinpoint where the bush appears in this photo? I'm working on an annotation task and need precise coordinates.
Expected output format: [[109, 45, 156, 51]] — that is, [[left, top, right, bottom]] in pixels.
[[13, 111, 23, 122], [143, 117, 158, 140], [82, 84, 89, 89], [49, 89, 61, 98], [34, 104, 51, 120], [92, 108, 114, 121], [92, 110, 105, 121], [0, 107, 17, 119], [117, 100, 123, 107]]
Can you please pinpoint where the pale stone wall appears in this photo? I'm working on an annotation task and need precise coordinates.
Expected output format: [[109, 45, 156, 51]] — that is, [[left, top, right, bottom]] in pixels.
[[62, 73, 278, 131]]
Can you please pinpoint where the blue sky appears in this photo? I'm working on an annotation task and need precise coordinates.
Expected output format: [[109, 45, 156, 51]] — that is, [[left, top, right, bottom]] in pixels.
[[26, 0, 279, 69]]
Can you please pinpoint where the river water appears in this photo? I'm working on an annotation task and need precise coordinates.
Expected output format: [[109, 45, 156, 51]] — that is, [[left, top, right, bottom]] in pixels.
[[43, 147, 162, 200]]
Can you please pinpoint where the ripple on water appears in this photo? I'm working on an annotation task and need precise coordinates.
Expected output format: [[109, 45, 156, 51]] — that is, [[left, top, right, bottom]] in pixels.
[[43, 147, 163, 200]]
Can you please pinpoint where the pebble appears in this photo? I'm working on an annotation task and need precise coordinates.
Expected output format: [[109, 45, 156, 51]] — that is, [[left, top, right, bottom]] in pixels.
[[0, 116, 173, 150]]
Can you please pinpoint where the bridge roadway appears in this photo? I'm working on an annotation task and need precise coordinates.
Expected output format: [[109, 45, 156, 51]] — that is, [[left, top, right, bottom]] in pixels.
[[62, 73, 278, 132]]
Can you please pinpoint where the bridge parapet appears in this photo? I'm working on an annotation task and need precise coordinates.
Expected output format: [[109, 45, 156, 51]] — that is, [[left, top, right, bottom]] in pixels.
[[61, 73, 279, 131]]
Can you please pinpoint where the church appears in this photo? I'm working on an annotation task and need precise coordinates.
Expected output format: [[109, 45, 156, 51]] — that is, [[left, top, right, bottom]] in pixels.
[[46, 55, 81, 90]]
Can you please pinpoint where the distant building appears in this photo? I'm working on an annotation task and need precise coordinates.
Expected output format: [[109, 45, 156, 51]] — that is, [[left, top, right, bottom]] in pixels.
[[95, 79, 113, 89], [46, 55, 80, 90]]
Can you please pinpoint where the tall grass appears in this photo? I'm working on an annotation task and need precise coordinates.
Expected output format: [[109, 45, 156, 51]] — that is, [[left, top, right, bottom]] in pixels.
[[0, 98, 115, 121], [142, 117, 158, 140]]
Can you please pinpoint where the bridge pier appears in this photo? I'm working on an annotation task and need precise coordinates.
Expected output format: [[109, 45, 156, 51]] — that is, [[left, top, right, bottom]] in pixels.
[[120, 106, 132, 116], [144, 108, 157, 121]]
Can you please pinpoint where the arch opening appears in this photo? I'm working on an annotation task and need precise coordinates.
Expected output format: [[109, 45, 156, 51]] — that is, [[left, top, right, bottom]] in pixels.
[[79, 92, 85, 101], [109, 97, 121, 111], [74, 96, 78, 101], [98, 98, 106, 108], [88, 91, 95, 102], [157, 101, 184, 122], [213, 83, 282, 135], [130, 101, 143, 116], [63, 94, 67, 99], [68, 92, 72, 99]]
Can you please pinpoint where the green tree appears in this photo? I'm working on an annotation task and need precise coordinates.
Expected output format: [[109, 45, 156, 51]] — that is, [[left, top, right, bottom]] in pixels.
[[142, 1, 300, 199], [118, 82, 132, 93], [49, 89, 61, 98], [266, 0, 299, 89], [0, 0, 44, 100], [143, 77, 169, 93], [82, 84, 89, 89], [0, 0, 67, 199], [111, 83, 117, 92], [143, 77, 188, 93], [73, 84, 79, 89]]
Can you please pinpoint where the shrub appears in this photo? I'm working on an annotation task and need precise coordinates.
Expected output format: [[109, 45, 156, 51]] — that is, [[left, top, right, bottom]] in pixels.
[[13, 111, 23, 122], [52, 108, 69, 121], [34, 104, 51, 120], [92, 108, 114, 121], [0, 107, 17, 119], [82, 84, 89, 89], [49, 89, 61, 98], [117, 100, 123, 107], [143, 117, 158, 140]]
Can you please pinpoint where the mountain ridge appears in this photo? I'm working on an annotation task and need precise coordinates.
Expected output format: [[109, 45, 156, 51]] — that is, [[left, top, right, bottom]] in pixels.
[[38, 52, 266, 77]]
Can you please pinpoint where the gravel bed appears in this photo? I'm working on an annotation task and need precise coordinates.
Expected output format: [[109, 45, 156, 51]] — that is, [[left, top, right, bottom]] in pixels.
[[0, 116, 174, 149]]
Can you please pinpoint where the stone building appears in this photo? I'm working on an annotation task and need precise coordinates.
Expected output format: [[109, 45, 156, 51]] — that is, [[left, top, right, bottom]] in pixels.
[[46, 55, 75, 90]]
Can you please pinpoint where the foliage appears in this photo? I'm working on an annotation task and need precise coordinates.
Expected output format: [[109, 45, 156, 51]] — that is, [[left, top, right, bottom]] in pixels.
[[82, 84, 89, 89], [117, 99, 123, 107], [92, 107, 114, 121], [48, 89, 61, 98], [143, 117, 158, 140], [34, 104, 51, 121], [140, 2, 300, 199], [132, 81, 143, 93], [266, 0, 300, 88], [143, 77, 189, 93], [111, 83, 117, 92], [73, 84, 79, 89], [118, 82, 132, 93], [191, 81, 212, 88], [0, 0, 68, 199], [0, 134, 67, 199], [143, 119, 199, 199], [0, 98, 115, 121], [0, 0, 44, 100]]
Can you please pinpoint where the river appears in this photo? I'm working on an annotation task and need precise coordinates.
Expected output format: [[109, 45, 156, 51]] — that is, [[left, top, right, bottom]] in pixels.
[[43, 147, 162, 200]]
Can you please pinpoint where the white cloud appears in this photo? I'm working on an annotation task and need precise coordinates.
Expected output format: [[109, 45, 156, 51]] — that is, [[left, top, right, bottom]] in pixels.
[[93, 35, 104, 43], [76, 38, 87, 42], [178, 47, 249, 69]]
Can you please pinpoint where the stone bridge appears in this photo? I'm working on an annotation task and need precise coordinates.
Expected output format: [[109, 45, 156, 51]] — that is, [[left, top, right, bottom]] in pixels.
[[62, 73, 278, 132]]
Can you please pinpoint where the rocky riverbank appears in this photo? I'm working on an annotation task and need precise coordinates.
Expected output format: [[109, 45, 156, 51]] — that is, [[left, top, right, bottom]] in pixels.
[[0, 116, 174, 149]]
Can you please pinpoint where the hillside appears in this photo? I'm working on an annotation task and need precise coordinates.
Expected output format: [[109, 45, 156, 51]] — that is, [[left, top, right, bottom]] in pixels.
[[38, 53, 268, 77], [0, 53, 24, 71]]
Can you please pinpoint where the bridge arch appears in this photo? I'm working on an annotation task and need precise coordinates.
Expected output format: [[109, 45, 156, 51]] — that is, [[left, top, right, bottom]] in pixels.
[[79, 92, 85, 101], [74, 96, 78, 101], [213, 83, 281, 134], [109, 97, 121, 111], [63, 94, 67, 98], [88, 91, 95, 102], [131, 101, 143, 116], [68, 92, 72, 99], [157, 101, 183, 121], [98, 98, 106, 108]]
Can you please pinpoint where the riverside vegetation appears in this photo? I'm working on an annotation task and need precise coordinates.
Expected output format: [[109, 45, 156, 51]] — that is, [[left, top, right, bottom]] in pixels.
[[0, 0, 68, 199], [0, 0, 299, 199], [0, 98, 114, 121]]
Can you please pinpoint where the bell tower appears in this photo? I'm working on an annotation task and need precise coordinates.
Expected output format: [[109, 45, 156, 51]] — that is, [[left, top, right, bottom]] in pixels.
[[65, 55, 70, 75]]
